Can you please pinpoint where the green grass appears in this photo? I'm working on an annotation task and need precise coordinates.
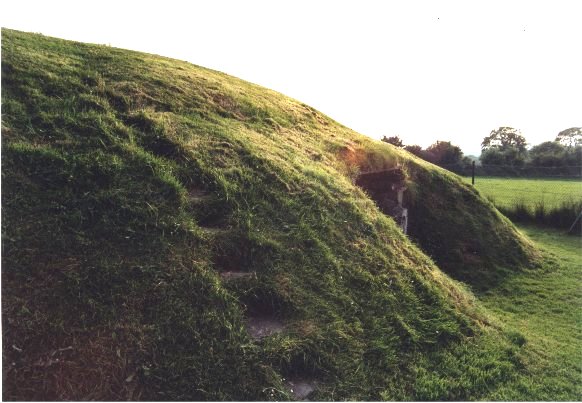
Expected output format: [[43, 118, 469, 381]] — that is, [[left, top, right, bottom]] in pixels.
[[464, 176, 582, 209], [480, 225, 582, 400], [462, 177, 582, 229], [2, 28, 544, 400], [396, 225, 582, 401]]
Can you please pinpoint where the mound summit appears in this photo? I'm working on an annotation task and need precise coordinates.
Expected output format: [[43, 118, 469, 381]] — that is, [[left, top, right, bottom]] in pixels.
[[2, 29, 540, 400]]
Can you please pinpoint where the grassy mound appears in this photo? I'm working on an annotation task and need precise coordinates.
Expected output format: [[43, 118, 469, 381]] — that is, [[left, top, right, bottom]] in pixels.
[[2, 29, 540, 400], [403, 160, 541, 288]]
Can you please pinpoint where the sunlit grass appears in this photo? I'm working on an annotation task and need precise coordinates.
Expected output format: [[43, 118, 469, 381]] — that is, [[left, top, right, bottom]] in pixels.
[[1, 28, 554, 401], [480, 225, 582, 400], [462, 177, 582, 229], [464, 176, 582, 209]]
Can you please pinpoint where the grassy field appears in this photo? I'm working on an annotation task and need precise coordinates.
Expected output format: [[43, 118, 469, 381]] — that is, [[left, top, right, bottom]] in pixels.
[[463, 177, 582, 209], [462, 177, 582, 229], [481, 225, 582, 400]]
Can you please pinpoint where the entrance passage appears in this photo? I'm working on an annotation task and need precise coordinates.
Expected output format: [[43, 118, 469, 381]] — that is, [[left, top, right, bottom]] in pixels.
[[356, 167, 408, 234]]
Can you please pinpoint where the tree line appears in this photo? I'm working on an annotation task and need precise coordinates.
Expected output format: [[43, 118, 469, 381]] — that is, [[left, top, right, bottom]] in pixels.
[[382, 127, 582, 177]]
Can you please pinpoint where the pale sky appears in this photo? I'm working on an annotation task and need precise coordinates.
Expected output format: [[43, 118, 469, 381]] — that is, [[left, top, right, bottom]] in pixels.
[[2, 0, 581, 155]]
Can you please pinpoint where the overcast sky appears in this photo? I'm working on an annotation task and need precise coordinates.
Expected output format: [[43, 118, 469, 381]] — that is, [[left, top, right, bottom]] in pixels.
[[2, 0, 581, 155]]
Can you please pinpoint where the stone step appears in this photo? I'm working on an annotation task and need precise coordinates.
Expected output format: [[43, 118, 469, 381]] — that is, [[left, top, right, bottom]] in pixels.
[[220, 271, 256, 281], [285, 378, 317, 400], [187, 188, 212, 201], [245, 316, 284, 340], [199, 226, 228, 234]]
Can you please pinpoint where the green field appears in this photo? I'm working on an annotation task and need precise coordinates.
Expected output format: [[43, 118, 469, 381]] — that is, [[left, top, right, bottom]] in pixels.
[[481, 225, 582, 400], [462, 177, 582, 209]]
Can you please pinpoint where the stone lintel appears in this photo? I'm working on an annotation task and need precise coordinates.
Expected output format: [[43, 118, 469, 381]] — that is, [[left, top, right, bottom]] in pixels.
[[355, 168, 405, 192]]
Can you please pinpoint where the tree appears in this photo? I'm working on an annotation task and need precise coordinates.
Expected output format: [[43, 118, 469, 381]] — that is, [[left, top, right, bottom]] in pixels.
[[523, 140, 580, 176], [404, 144, 423, 156], [403, 144, 433, 162], [480, 148, 505, 165], [480, 127, 528, 169], [528, 141, 566, 167], [403, 141, 471, 175], [481, 127, 527, 153], [555, 127, 582, 148], [565, 146, 582, 166], [480, 147, 526, 169], [381, 135, 404, 147], [426, 141, 464, 166]]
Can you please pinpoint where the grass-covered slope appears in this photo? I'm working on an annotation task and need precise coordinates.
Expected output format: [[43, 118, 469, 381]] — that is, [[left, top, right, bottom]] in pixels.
[[403, 161, 541, 288], [2, 29, 539, 400]]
